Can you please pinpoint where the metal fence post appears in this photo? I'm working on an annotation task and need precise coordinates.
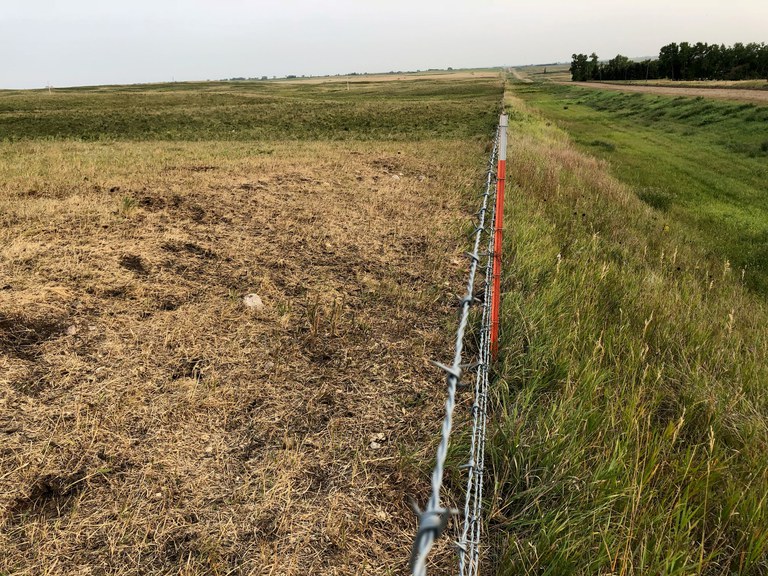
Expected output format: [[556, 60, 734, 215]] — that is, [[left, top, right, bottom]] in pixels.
[[490, 113, 508, 361]]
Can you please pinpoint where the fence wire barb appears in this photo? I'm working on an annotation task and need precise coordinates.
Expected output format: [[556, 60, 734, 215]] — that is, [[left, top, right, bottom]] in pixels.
[[409, 125, 501, 576]]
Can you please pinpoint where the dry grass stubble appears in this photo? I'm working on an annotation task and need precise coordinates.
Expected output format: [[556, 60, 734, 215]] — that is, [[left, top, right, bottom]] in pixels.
[[0, 140, 483, 574]]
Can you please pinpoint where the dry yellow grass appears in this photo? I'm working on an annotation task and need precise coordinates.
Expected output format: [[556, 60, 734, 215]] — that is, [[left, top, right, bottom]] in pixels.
[[0, 139, 486, 574]]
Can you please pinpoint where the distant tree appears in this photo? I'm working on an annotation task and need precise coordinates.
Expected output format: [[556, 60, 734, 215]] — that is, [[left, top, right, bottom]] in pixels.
[[589, 53, 600, 80], [573, 41, 767, 82], [759, 43, 768, 79], [570, 53, 590, 81], [659, 43, 680, 80], [604, 54, 631, 80]]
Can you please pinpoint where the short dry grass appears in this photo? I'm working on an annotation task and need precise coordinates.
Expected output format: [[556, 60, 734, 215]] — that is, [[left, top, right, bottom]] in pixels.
[[0, 137, 489, 574]]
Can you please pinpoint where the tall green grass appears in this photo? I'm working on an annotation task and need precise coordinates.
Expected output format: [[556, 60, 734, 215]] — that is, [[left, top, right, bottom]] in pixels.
[[511, 83, 768, 295], [488, 89, 768, 575]]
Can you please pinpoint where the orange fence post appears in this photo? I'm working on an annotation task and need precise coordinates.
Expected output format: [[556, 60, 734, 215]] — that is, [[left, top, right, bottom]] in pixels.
[[490, 113, 508, 361]]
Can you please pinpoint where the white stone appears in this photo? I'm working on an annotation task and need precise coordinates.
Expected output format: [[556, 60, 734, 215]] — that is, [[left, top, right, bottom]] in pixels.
[[243, 293, 264, 310]]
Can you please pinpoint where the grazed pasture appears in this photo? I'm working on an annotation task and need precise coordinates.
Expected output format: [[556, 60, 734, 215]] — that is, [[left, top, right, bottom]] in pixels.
[[0, 77, 503, 575]]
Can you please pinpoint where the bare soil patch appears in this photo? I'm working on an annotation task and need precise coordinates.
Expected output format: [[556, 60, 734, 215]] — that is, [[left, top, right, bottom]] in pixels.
[[0, 140, 482, 574]]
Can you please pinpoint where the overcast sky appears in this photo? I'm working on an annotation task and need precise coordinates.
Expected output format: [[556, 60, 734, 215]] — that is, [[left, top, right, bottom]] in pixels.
[[2, 0, 766, 89]]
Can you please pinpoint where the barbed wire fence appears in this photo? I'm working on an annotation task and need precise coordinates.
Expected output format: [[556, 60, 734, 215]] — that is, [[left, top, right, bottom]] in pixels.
[[410, 114, 508, 576]]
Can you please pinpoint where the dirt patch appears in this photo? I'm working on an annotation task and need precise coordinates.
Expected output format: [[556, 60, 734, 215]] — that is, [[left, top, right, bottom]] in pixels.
[[566, 81, 768, 104], [119, 254, 149, 275], [8, 470, 89, 519], [0, 313, 66, 361]]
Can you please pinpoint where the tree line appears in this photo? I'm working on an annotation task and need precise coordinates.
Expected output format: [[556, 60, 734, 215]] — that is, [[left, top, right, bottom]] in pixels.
[[571, 42, 768, 82]]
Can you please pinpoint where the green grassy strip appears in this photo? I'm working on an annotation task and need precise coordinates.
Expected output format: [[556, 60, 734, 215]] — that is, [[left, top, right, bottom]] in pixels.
[[488, 87, 768, 575], [511, 83, 768, 295]]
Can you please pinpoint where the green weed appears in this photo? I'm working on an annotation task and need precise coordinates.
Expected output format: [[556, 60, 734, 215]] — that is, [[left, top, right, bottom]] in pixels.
[[118, 196, 136, 216]]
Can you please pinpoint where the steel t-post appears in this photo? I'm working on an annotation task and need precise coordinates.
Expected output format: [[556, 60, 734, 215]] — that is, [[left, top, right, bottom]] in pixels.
[[490, 113, 508, 361]]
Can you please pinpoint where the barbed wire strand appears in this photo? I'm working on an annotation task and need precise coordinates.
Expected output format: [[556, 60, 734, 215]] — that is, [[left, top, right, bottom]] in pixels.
[[457, 148, 497, 573], [409, 126, 500, 576], [470, 271, 493, 575], [459, 164, 497, 576]]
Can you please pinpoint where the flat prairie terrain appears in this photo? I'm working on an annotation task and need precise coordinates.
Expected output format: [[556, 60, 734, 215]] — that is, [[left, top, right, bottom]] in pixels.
[[282, 70, 501, 84], [0, 77, 502, 574]]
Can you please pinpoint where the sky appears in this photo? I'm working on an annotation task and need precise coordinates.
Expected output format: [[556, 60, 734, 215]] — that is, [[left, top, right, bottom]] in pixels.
[[2, 0, 767, 89]]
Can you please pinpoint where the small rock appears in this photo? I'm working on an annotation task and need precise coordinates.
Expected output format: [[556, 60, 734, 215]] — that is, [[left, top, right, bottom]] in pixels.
[[264, 361, 275, 372], [391, 174, 401, 181], [66, 325, 78, 336], [243, 293, 264, 310], [371, 432, 386, 443], [369, 441, 382, 450]]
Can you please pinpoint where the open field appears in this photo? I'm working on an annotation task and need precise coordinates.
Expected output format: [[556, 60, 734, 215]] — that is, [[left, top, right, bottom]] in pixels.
[[487, 80, 768, 575], [510, 82, 768, 295], [567, 81, 768, 104], [0, 77, 499, 142], [280, 70, 503, 84], [512, 65, 572, 84], [0, 76, 503, 574]]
